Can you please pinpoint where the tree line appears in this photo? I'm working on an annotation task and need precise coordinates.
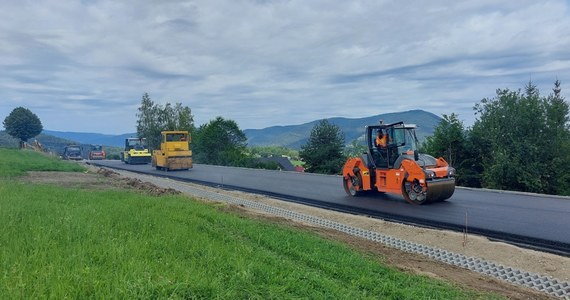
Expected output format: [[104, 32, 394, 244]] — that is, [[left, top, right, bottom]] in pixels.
[[135, 93, 347, 173], [3, 80, 569, 196], [300, 81, 570, 196], [423, 80, 570, 196], [136, 93, 279, 170]]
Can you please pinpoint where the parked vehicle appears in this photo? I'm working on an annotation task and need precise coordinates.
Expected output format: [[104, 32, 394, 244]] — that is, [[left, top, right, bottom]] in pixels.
[[88, 145, 106, 160], [62, 145, 83, 161]]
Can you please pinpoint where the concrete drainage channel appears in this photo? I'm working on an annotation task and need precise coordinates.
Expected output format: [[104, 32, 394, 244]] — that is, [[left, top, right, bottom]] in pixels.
[[104, 166, 569, 299]]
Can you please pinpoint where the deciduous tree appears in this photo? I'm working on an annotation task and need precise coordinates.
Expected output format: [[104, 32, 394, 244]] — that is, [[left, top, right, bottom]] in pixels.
[[136, 93, 194, 150], [192, 117, 248, 166], [422, 113, 480, 186], [423, 113, 465, 167], [470, 81, 570, 195], [3, 107, 43, 148]]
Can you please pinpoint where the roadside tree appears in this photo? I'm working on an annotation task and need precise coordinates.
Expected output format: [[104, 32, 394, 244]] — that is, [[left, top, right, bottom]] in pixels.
[[541, 79, 570, 195], [299, 119, 345, 174], [192, 117, 248, 166], [136, 93, 194, 150], [423, 113, 465, 167], [471, 81, 570, 195], [3, 107, 43, 149]]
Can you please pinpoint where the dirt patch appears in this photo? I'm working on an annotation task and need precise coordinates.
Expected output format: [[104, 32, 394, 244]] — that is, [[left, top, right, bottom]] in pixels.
[[95, 168, 180, 196], [23, 168, 180, 197], [24, 171, 116, 190], [21, 166, 566, 299]]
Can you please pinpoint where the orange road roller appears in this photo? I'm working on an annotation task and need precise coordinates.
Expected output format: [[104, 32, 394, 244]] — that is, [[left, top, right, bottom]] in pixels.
[[342, 121, 456, 204]]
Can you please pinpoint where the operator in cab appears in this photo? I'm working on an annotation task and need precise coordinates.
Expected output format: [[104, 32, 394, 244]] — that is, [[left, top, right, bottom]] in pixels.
[[375, 130, 388, 148]]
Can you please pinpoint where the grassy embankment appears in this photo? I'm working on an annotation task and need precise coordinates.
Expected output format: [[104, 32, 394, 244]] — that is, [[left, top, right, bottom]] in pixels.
[[0, 148, 501, 299]]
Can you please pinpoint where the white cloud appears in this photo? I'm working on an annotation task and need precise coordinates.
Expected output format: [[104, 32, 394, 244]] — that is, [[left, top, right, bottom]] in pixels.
[[0, 0, 569, 134]]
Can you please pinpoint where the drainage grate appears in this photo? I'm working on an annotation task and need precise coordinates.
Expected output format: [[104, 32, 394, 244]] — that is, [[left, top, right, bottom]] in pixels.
[[131, 174, 570, 299]]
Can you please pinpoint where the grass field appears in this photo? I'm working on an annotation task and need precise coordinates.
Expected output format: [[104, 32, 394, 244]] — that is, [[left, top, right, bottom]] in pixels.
[[0, 148, 85, 177], [0, 148, 501, 299]]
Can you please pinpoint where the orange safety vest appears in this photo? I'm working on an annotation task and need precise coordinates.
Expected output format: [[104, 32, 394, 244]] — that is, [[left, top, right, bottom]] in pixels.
[[376, 135, 387, 147]]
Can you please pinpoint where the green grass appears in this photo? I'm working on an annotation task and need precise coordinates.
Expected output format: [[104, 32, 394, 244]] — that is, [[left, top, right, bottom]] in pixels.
[[0, 148, 502, 299], [0, 148, 85, 177]]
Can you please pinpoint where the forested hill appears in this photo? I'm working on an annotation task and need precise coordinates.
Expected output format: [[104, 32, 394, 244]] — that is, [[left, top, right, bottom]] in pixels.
[[41, 130, 135, 148], [244, 109, 442, 149], [0, 130, 76, 154], [1, 109, 443, 150]]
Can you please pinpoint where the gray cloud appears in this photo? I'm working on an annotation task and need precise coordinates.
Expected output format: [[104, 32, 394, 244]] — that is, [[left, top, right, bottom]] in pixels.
[[1, 0, 569, 134]]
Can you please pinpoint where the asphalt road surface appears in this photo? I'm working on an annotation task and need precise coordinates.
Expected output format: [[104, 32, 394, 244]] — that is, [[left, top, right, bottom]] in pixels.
[[92, 160, 570, 253]]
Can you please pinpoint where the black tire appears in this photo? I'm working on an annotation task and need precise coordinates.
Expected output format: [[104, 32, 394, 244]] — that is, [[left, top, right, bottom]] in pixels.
[[343, 173, 363, 197]]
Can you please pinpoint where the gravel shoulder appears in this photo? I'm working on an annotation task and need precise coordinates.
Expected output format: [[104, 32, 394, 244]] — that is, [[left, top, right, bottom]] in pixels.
[[23, 165, 569, 299]]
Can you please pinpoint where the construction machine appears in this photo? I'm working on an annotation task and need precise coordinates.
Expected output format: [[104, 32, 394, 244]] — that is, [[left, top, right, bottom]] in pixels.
[[62, 144, 83, 161], [152, 130, 192, 171], [120, 137, 151, 164], [342, 121, 456, 204], [88, 145, 106, 160]]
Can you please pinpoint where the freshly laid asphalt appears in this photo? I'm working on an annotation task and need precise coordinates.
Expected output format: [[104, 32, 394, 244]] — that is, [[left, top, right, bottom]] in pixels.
[[92, 160, 570, 254]]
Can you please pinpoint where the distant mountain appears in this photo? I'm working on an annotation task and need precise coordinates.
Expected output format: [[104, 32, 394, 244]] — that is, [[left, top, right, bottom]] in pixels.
[[42, 130, 136, 148], [10, 109, 442, 151], [244, 109, 442, 149]]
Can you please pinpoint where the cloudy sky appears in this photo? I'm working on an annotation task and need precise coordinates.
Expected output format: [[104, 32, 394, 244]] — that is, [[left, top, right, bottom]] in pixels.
[[1, 0, 569, 134]]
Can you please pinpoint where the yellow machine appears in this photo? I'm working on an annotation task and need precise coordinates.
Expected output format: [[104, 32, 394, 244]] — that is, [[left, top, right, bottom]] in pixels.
[[152, 131, 192, 171], [121, 137, 151, 164]]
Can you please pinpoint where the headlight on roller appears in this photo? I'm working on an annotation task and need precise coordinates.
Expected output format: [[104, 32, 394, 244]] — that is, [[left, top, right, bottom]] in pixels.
[[447, 167, 456, 177]]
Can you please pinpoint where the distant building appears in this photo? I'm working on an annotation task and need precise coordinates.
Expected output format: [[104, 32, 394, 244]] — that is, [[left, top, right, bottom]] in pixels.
[[258, 156, 297, 171]]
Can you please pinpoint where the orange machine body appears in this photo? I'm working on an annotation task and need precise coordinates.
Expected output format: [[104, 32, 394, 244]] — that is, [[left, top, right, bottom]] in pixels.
[[342, 122, 455, 204]]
